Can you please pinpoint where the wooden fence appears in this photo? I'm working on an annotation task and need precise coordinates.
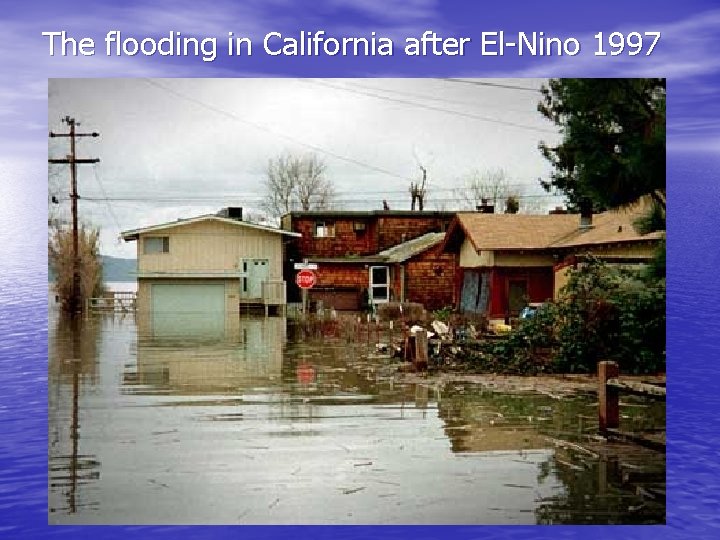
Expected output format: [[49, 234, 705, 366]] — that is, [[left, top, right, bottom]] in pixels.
[[86, 291, 137, 313]]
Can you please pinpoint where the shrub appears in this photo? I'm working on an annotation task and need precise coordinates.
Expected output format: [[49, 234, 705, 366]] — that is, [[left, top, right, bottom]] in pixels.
[[472, 257, 665, 375], [48, 226, 104, 312]]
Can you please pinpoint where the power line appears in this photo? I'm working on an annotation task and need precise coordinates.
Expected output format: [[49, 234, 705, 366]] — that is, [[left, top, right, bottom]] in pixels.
[[90, 164, 124, 233], [307, 79, 556, 134], [436, 78, 541, 92], [340, 80, 534, 115], [78, 194, 562, 204], [68, 182, 551, 197], [142, 79, 411, 184]]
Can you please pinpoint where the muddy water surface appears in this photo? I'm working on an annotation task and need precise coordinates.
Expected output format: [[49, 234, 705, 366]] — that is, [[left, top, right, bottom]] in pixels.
[[48, 310, 665, 524]]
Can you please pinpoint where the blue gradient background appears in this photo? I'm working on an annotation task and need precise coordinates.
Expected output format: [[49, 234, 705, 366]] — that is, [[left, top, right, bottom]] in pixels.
[[1, 0, 718, 538]]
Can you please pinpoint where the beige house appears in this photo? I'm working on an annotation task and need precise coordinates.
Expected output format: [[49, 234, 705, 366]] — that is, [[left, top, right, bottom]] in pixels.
[[550, 206, 664, 297], [121, 209, 300, 335]]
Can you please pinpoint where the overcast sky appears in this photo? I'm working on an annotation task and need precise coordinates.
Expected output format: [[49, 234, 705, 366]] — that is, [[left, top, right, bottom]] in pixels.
[[48, 77, 564, 258]]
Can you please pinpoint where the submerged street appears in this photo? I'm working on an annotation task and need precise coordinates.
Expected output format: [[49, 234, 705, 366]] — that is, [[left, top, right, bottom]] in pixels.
[[48, 308, 665, 525]]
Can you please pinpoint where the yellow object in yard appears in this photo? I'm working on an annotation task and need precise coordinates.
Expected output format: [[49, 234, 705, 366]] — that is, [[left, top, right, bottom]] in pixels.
[[494, 323, 512, 334]]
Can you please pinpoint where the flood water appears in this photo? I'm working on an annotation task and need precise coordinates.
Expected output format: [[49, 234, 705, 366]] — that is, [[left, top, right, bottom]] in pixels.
[[48, 307, 665, 525]]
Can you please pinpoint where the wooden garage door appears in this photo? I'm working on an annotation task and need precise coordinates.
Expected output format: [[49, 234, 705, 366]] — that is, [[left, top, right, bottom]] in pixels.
[[151, 283, 226, 338]]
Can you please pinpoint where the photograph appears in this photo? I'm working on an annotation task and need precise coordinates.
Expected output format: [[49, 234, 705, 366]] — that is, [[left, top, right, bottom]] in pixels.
[[47, 77, 666, 525]]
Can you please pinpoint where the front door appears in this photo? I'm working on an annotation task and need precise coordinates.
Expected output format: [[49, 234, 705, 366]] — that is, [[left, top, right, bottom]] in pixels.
[[241, 259, 269, 299], [369, 266, 389, 304], [507, 279, 528, 316]]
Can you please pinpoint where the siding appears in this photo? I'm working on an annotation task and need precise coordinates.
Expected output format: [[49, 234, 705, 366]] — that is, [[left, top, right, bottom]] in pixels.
[[137, 220, 283, 280], [494, 252, 556, 267], [404, 244, 456, 310], [459, 239, 493, 267], [290, 215, 451, 258]]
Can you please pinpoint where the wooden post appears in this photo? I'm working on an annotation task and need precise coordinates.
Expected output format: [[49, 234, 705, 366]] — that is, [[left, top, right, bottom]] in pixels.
[[366, 313, 371, 347], [598, 360, 619, 432], [414, 329, 428, 371]]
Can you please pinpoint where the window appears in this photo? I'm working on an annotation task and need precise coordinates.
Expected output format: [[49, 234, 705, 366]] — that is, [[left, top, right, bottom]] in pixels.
[[369, 266, 389, 304], [143, 236, 169, 254], [314, 220, 335, 238]]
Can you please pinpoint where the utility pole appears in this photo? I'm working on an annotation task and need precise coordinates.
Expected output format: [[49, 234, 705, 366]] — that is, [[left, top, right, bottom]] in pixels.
[[49, 116, 100, 314]]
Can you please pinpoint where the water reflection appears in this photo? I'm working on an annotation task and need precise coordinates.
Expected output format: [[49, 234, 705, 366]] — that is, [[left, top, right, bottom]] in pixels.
[[48, 315, 102, 516], [130, 312, 285, 393], [48, 310, 664, 524], [438, 386, 665, 524]]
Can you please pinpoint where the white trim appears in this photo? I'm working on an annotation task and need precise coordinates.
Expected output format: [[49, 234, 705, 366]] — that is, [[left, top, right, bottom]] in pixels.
[[369, 265, 390, 304], [122, 215, 300, 240]]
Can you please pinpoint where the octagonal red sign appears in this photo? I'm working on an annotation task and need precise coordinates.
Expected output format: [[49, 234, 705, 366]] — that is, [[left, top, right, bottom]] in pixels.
[[295, 269, 316, 289]]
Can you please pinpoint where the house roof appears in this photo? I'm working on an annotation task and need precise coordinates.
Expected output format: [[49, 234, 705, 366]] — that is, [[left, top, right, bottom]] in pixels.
[[121, 214, 301, 241], [282, 210, 455, 219], [447, 213, 579, 251], [378, 232, 446, 263], [444, 203, 664, 253], [549, 207, 665, 248]]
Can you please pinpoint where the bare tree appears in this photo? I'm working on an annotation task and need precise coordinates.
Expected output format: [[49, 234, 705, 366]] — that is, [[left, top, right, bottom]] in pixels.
[[261, 153, 335, 219], [454, 168, 511, 210], [409, 164, 428, 211], [453, 168, 549, 214]]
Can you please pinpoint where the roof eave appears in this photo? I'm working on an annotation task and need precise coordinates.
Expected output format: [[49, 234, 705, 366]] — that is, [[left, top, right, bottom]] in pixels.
[[120, 215, 300, 240]]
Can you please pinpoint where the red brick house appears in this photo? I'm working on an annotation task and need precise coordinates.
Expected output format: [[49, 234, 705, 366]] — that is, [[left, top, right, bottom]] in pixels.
[[280, 210, 456, 311], [441, 204, 663, 320]]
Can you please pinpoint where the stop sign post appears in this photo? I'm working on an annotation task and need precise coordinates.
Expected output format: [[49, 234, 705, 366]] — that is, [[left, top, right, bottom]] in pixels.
[[295, 264, 317, 315]]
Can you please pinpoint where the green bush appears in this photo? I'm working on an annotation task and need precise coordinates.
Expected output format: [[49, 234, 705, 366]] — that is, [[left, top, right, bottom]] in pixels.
[[553, 258, 665, 374]]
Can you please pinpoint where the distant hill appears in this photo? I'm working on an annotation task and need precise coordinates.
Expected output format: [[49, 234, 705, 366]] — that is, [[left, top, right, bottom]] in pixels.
[[101, 255, 137, 282], [48, 255, 137, 283]]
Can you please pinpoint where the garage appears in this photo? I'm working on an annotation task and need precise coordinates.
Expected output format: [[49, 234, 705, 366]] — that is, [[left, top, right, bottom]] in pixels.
[[151, 282, 227, 338]]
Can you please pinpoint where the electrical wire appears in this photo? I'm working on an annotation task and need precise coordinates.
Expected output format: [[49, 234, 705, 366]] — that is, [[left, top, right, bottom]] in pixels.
[[90, 164, 124, 233], [336, 80, 535, 115], [436, 78, 541, 92], [306, 79, 556, 134], [142, 79, 411, 184]]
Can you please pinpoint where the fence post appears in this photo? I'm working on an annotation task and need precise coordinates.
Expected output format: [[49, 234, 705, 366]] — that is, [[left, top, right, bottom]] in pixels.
[[414, 329, 428, 371], [598, 360, 619, 433]]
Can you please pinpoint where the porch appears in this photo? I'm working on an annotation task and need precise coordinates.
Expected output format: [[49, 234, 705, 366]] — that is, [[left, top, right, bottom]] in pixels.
[[239, 279, 287, 316]]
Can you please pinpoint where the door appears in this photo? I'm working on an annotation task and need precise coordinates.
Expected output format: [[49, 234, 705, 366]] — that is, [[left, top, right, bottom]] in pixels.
[[151, 283, 226, 338], [241, 259, 269, 299], [369, 266, 389, 304], [507, 279, 528, 316], [460, 270, 491, 313]]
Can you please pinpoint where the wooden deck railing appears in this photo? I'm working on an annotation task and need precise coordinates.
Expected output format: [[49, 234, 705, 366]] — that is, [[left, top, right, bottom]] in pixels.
[[261, 280, 286, 306]]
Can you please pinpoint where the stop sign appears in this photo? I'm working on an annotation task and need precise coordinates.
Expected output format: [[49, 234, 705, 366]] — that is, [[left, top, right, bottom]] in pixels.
[[296, 269, 316, 289]]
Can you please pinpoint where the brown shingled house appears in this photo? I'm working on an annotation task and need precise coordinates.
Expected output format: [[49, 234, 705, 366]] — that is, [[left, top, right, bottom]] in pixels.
[[441, 202, 663, 320], [281, 210, 456, 311]]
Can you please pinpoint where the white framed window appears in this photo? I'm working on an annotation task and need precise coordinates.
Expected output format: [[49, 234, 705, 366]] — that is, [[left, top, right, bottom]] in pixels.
[[369, 266, 389, 304], [143, 236, 169, 254], [314, 220, 335, 238]]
